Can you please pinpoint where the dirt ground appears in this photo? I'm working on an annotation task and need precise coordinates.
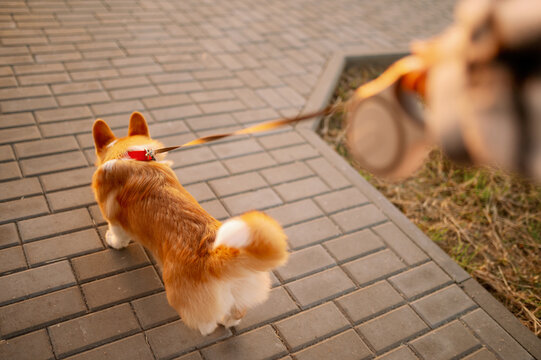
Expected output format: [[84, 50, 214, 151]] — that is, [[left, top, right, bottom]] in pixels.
[[318, 64, 541, 336]]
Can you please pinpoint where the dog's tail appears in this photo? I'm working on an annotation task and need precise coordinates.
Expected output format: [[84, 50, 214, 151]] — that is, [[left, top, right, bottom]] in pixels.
[[210, 211, 289, 276]]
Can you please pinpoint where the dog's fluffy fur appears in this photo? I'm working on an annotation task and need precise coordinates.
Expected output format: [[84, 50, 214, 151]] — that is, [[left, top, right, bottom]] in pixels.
[[91, 112, 289, 335]]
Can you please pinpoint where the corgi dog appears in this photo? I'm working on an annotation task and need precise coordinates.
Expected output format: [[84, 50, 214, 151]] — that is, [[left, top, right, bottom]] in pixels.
[[91, 112, 289, 335]]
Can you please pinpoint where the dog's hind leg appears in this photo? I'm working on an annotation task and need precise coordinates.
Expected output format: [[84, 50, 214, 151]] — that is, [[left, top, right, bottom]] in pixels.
[[106, 223, 131, 249]]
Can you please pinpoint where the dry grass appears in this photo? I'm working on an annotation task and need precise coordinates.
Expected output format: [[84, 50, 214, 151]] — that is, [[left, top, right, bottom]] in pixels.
[[318, 64, 541, 336]]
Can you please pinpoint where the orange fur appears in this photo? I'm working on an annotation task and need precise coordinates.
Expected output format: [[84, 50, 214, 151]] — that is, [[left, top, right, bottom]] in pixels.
[[91, 112, 289, 335]]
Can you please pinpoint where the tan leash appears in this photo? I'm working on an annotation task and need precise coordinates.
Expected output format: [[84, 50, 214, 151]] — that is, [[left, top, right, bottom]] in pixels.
[[154, 104, 338, 154], [125, 55, 428, 162]]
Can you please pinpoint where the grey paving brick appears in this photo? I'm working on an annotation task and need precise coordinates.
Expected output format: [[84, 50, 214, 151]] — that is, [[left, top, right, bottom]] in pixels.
[[331, 205, 387, 233], [131, 292, 179, 330], [323, 229, 385, 263], [184, 182, 215, 202], [235, 286, 298, 331], [34, 105, 92, 123], [40, 118, 95, 138], [410, 321, 480, 360], [145, 320, 231, 360], [412, 285, 477, 328], [173, 352, 203, 360], [88, 205, 106, 225], [82, 266, 163, 310], [0, 145, 15, 162], [0, 177, 42, 202], [286, 267, 355, 309], [275, 245, 335, 282], [150, 104, 202, 122], [202, 78, 244, 90], [0, 260, 76, 305], [285, 216, 341, 249], [185, 113, 236, 131], [257, 131, 304, 150], [65, 333, 154, 360], [314, 187, 369, 214], [223, 152, 276, 173], [201, 325, 287, 360], [233, 88, 267, 108], [20, 151, 88, 176], [0, 287, 86, 337], [47, 186, 96, 211], [142, 93, 192, 109], [57, 91, 110, 107], [266, 199, 323, 227], [18, 208, 93, 242], [0, 162, 21, 181], [1, 96, 57, 113], [0, 246, 27, 274], [375, 346, 418, 360], [222, 188, 282, 215], [0, 126, 41, 145], [0, 329, 53, 360], [174, 161, 228, 185], [462, 348, 499, 360], [462, 309, 534, 360], [306, 157, 350, 189], [274, 177, 329, 202], [51, 80, 102, 95], [0, 223, 19, 248], [101, 76, 150, 90], [373, 223, 428, 265], [336, 281, 405, 324], [389, 262, 452, 299], [24, 228, 103, 266], [91, 99, 144, 117], [233, 107, 280, 125], [210, 138, 263, 159], [294, 329, 372, 360], [201, 199, 229, 220], [71, 243, 150, 282], [0, 196, 49, 223], [158, 81, 203, 94], [270, 144, 319, 163], [259, 162, 313, 185], [256, 87, 291, 109], [343, 249, 405, 286], [209, 172, 267, 197], [0, 112, 34, 128], [19, 73, 70, 86], [357, 305, 428, 353], [199, 100, 245, 114], [0, 85, 50, 100], [275, 303, 350, 351], [14, 136, 79, 158], [189, 89, 236, 103], [48, 304, 140, 358]]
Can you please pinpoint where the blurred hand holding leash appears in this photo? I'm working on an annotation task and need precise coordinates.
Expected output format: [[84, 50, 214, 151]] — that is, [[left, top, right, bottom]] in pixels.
[[147, 0, 541, 181]]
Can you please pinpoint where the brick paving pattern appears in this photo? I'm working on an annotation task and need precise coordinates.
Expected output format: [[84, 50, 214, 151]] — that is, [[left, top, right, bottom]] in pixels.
[[0, 0, 539, 359]]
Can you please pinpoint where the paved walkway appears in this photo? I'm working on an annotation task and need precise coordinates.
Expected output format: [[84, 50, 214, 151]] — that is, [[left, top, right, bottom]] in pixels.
[[0, 0, 539, 359]]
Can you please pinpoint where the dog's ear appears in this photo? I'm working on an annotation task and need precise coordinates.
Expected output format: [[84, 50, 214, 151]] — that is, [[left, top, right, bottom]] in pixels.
[[128, 111, 149, 137], [93, 119, 116, 151]]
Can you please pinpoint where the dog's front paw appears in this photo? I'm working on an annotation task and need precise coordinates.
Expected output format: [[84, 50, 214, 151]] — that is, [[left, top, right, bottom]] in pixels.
[[198, 322, 218, 336], [219, 316, 241, 328], [105, 228, 130, 249]]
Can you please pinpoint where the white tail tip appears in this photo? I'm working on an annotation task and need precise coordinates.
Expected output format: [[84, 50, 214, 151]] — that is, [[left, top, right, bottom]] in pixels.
[[214, 218, 251, 249]]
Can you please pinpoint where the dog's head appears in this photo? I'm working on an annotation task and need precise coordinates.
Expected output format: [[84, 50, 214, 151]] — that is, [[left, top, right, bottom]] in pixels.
[[92, 112, 163, 166]]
